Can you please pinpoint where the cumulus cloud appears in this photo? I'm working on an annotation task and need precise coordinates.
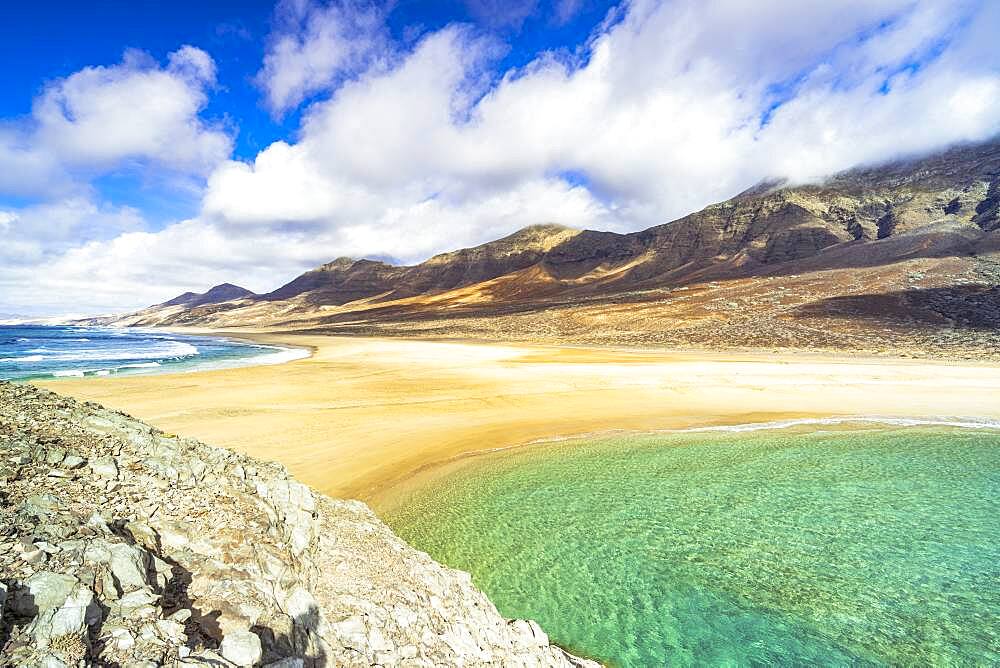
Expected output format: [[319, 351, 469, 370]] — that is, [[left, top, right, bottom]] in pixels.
[[0, 46, 230, 197], [257, 0, 393, 115], [0, 176, 612, 316], [34, 47, 230, 172], [0, 46, 232, 316], [6, 0, 1000, 317], [0, 198, 145, 265], [210, 0, 1000, 238]]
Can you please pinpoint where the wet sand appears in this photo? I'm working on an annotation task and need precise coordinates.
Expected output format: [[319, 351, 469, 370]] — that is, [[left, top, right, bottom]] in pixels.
[[36, 333, 1000, 506]]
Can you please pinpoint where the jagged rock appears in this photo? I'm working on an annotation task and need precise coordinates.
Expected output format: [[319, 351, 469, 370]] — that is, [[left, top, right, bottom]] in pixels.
[[25, 580, 99, 651], [22, 493, 60, 516], [61, 455, 86, 469], [14, 572, 78, 615], [43, 449, 66, 466], [103, 626, 136, 651], [113, 587, 159, 616], [83, 540, 150, 595], [0, 382, 597, 667], [264, 659, 304, 668], [220, 629, 263, 666], [156, 618, 186, 641], [88, 456, 118, 478], [169, 608, 192, 623]]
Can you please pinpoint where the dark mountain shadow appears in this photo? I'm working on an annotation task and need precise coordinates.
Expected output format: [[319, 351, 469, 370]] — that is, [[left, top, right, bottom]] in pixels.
[[791, 285, 1000, 330], [280, 224, 998, 327], [734, 226, 995, 281]]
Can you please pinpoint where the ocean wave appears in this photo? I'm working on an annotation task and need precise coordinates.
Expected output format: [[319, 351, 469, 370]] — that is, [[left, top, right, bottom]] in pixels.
[[667, 416, 1000, 433], [178, 345, 310, 373], [5, 340, 199, 363], [48, 361, 163, 378], [515, 416, 1000, 452], [4, 329, 309, 380]]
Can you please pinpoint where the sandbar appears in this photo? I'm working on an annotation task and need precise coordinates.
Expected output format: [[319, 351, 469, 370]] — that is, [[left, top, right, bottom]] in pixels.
[[35, 332, 1000, 509]]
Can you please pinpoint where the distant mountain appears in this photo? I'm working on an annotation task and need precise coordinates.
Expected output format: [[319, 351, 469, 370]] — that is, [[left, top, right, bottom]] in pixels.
[[88, 139, 1000, 358], [258, 224, 583, 305], [76, 283, 256, 327], [158, 283, 256, 308]]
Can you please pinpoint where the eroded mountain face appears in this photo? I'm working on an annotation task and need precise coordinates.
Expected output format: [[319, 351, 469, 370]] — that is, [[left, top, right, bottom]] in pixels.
[[94, 140, 1000, 358]]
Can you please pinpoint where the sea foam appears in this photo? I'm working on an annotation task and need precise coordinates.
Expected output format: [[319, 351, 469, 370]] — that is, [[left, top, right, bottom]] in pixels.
[[669, 415, 1000, 433]]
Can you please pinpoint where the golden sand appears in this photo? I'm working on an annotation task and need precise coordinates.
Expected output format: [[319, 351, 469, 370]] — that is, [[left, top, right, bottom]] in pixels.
[[36, 333, 1000, 507]]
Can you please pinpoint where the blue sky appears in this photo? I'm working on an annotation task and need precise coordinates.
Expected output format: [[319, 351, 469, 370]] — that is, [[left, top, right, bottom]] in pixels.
[[0, 0, 618, 227], [1, 0, 998, 317], [1, 1, 618, 157]]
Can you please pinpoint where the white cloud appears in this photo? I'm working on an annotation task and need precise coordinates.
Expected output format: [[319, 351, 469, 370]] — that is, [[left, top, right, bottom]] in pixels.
[[6, 0, 1000, 317], [0, 175, 614, 317], [202, 141, 347, 224], [168, 44, 218, 83], [553, 0, 583, 26], [257, 0, 393, 115], [0, 198, 145, 264], [0, 45, 235, 316], [33, 47, 230, 172], [210, 0, 1000, 240], [0, 46, 231, 197]]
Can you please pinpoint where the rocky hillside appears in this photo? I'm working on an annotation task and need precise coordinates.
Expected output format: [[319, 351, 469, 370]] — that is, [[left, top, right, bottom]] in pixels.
[[92, 139, 1000, 357], [161, 284, 256, 309], [0, 382, 597, 667]]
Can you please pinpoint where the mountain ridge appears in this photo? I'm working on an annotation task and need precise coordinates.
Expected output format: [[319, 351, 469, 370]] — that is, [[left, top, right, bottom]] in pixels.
[[159, 283, 256, 309], [89, 138, 1000, 359]]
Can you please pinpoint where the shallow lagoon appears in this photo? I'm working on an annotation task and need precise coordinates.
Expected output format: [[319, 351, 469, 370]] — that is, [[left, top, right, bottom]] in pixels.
[[385, 424, 1000, 666]]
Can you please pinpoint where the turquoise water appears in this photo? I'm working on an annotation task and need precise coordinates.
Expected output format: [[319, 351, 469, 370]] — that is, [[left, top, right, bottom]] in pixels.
[[384, 425, 1000, 666], [0, 325, 307, 380]]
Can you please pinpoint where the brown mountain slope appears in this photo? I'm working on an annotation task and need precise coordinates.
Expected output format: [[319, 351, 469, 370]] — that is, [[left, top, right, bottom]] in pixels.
[[99, 139, 1000, 358], [160, 283, 256, 308]]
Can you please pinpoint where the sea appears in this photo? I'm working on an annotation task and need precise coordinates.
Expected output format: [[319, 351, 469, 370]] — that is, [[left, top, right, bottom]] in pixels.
[[384, 421, 1000, 666], [0, 325, 308, 381]]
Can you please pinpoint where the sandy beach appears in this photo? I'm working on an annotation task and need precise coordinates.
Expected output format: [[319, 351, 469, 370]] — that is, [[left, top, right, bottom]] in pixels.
[[35, 333, 1000, 507]]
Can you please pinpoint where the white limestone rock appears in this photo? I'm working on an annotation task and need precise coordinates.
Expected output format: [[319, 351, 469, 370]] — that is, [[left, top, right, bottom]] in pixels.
[[220, 629, 263, 666]]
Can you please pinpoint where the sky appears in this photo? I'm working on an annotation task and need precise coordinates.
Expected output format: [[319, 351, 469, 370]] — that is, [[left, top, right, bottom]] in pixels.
[[1, 0, 999, 318]]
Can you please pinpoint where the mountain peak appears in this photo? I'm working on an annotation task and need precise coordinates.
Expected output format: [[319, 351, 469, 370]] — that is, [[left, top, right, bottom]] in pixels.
[[319, 257, 356, 271], [158, 283, 254, 308]]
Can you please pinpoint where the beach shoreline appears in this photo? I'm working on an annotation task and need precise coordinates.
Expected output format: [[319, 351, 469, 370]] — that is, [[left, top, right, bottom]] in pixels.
[[34, 330, 1000, 506]]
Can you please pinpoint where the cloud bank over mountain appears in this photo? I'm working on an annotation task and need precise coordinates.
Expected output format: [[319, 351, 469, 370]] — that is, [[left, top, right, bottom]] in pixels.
[[3, 0, 999, 316]]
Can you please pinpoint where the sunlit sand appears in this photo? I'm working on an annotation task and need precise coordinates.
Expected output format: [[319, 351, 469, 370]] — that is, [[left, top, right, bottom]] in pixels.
[[37, 332, 1000, 505]]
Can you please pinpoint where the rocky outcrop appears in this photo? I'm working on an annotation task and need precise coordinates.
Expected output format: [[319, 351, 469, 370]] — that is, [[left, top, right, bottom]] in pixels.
[[0, 382, 597, 667]]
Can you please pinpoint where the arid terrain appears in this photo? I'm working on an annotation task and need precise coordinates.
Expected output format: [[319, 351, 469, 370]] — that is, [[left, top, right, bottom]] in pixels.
[[0, 382, 595, 667], [89, 140, 1000, 360]]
